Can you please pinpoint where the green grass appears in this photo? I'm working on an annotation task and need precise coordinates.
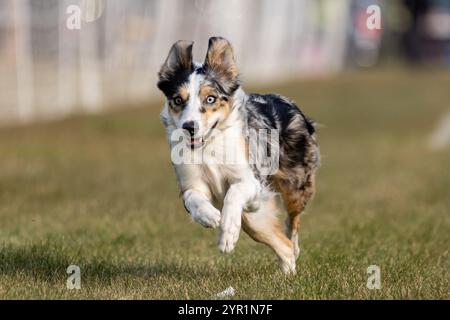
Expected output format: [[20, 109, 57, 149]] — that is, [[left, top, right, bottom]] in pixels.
[[0, 69, 449, 299]]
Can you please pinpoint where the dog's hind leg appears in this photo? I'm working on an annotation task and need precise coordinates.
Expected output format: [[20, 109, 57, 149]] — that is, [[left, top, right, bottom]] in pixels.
[[242, 198, 296, 275], [276, 173, 316, 259]]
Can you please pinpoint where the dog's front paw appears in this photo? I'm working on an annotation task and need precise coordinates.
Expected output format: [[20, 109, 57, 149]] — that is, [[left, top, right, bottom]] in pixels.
[[218, 215, 241, 253], [191, 203, 221, 229], [218, 231, 238, 253]]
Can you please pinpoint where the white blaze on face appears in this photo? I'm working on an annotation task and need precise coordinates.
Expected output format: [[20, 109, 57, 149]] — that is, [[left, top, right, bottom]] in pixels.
[[179, 72, 205, 138]]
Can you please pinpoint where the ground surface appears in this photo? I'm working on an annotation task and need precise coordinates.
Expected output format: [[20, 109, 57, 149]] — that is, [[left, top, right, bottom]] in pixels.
[[0, 70, 449, 299]]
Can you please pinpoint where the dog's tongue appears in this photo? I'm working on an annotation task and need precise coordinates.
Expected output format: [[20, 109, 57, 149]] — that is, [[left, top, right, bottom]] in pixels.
[[189, 137, 203, 148]]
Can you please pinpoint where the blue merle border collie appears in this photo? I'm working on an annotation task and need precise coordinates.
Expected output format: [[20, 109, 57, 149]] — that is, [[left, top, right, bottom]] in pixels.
[[157, 37, 320, 274]]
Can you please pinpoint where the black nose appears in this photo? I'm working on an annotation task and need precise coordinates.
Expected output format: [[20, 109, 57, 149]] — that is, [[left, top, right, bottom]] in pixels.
[[182, 121, 198, 136]]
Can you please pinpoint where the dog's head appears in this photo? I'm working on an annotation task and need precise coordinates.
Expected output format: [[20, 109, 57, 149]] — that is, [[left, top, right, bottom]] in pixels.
[[157, 37, 240, 149]]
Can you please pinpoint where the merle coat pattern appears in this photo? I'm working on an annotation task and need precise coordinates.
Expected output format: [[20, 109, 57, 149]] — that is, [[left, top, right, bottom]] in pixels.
[[157, 37, 319, 274]]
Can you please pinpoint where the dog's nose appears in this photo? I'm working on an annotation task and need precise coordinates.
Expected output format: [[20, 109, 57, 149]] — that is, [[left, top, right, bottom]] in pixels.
[[182, 121, 198, 136]]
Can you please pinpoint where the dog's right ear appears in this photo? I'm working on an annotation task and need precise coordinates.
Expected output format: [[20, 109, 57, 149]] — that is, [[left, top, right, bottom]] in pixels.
[[158, 40, 194, 84]]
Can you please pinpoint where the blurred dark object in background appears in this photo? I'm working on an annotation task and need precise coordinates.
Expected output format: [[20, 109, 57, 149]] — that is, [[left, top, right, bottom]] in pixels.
[[348, 0, 383, 67], [402, 0, 450, 65]]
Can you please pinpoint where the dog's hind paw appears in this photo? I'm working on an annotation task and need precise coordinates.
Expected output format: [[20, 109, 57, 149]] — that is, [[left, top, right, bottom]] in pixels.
[[192, 204, 221, 229], [279, 257, 297, 275]]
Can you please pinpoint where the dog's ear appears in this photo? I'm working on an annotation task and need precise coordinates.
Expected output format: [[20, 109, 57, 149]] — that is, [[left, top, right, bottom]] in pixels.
[[204, 37, 239, 93], [158, 40, 194, 83]]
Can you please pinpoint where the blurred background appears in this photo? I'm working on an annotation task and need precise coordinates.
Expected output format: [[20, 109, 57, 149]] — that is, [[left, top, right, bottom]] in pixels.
[[1, 0, 450, 126]]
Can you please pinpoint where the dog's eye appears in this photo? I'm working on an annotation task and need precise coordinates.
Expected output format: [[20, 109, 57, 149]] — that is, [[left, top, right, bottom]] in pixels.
[[173, 97, 183, 106], [206, 96, 216, 104]]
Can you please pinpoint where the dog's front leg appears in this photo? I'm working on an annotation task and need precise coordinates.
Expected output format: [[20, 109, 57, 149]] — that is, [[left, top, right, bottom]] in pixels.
[[218, 180, 260, 253], [183, 189, 221, 229]]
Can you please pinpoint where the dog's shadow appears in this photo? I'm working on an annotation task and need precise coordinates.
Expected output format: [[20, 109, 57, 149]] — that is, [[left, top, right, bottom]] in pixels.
[[0, 244, 213, 284]]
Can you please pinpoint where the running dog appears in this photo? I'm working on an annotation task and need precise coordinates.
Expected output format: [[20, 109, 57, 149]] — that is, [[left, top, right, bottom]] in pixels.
[[157, 37, 320, 274]]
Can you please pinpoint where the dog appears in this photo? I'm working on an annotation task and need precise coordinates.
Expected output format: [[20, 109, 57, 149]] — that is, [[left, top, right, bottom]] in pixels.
[[157, 37, 320, 274]]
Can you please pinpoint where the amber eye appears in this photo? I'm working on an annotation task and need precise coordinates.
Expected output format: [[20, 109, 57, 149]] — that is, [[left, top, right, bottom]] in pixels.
[[173, 97, 183, 106], [206, 96, 216, 104]]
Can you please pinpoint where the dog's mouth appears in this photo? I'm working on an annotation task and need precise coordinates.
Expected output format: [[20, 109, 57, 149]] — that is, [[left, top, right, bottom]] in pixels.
[[186, 121, 219, 149], [187, 137, 203, 149]]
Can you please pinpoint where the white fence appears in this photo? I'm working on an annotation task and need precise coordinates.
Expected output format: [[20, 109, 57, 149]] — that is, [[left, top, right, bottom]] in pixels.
[[0, 0, 351, 126]]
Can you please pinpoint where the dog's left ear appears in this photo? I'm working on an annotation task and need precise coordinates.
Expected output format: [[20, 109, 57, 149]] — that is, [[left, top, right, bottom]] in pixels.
[[204, 37, 239, 93]]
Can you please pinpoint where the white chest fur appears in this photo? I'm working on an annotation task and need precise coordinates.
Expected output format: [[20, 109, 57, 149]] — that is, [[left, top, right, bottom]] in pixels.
[[173, 121, 257, 209]]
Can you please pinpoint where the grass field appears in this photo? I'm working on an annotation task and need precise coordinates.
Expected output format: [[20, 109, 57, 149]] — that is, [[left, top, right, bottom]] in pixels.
[[0, 70, 449, 299]]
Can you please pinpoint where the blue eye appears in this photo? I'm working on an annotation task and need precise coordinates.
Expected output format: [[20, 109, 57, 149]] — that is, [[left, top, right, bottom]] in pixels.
[[174, 97, 183, 105], [206, 96, 216, 104]]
